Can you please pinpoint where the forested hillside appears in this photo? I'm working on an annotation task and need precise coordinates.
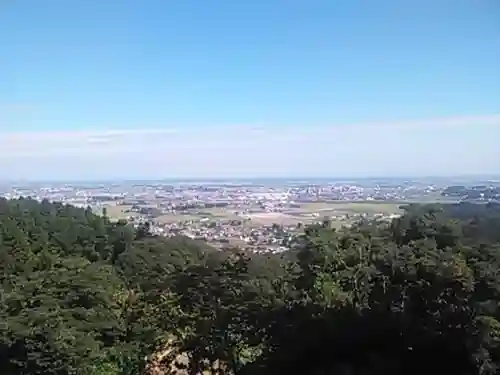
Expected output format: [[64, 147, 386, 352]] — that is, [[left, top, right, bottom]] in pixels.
[[1, 198, 500, 375]]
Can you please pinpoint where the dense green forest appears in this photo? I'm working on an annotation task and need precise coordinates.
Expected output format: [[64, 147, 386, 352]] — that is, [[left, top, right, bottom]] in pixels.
[[1, 198, 500, 375]]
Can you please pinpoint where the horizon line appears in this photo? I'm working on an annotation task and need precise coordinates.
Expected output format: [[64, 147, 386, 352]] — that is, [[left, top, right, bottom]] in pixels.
[[2, 174, 500, 184]]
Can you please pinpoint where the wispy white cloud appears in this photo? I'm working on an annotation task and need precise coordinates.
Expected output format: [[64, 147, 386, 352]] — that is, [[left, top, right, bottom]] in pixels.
[[0, 114, 499, 180]]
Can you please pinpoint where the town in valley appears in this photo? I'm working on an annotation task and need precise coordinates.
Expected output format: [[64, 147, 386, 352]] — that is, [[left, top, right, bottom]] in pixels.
[[2, 177, 499, 254]]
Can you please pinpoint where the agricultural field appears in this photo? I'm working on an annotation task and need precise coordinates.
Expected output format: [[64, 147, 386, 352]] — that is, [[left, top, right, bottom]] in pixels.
[[237, 202, 404, 227], [242, 212, 347, 229], [94, 204, 139, 220], [195, 207, 241, 220], [296, 201, 404, 216], [149, 202, 406, 227], [96, 201, 406, 227], [244, 212, 303, 226], [154, 213, 205, 224], [153, 207, 242, 224]]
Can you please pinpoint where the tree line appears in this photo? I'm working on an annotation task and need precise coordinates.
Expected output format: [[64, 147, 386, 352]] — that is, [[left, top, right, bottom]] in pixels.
[[442, 185, 500, 201], [1, 197, 500, 374]]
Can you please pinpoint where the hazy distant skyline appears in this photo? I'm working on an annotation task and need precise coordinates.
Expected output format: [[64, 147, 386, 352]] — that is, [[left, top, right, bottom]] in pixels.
[[2, 1, 499, 179]]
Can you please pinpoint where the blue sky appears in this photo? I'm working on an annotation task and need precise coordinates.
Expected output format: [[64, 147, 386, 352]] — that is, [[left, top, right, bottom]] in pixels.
[[1, 0, 499, 179]]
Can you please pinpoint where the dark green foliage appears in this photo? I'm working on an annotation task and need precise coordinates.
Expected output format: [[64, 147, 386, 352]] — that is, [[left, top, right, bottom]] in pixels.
[[1, 197, 500, 375], [0, 198, 221, 374]]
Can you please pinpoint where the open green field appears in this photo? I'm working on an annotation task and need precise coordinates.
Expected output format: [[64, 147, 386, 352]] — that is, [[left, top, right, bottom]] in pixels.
[[297, 201, 404, 215], [196, 207, 241, 220], [242, 212, 345, 228], [244, 212, 303, 226], [154, 214, 205, 224], [153, 208, 242, 224], [94, 204, 139, 220]]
